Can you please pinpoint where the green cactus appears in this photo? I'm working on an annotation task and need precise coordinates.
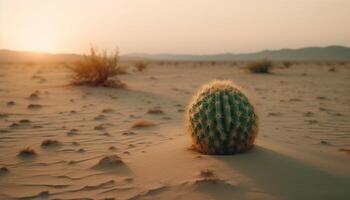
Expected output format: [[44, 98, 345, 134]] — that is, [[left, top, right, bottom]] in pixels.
[[186, 80, 258, 155]]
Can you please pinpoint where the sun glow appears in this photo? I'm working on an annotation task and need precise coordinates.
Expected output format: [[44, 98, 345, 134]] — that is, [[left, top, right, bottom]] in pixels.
[[16, 22, 59, 53], [21, 35, 56, 53]]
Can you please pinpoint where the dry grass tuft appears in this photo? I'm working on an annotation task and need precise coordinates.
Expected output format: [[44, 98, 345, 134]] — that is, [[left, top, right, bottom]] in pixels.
[[246, 60, 272, 73], [67, 47, 125, 88], [131, 119, 157, 128], [134, 61, 148, 72]]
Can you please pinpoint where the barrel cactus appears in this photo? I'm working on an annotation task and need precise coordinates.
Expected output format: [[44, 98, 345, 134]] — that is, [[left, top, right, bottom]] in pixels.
[[186, 80, 258, 155]]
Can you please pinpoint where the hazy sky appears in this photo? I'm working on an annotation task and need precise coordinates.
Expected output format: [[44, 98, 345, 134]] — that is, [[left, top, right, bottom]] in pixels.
[[1, 0, 349, 54]]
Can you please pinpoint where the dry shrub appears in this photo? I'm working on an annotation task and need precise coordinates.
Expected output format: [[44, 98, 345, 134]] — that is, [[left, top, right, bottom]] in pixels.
[[246, 60, 272, 73], [134, 61, 148, 72], [67, 48, 125, 88], [282, 61, 292, 68]]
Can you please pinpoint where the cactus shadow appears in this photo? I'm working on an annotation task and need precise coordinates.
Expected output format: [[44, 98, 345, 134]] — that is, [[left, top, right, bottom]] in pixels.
[[215, 146, 350, 200]]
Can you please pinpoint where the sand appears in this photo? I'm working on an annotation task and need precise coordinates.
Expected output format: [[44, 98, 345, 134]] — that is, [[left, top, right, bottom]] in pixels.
[[0, 62, 349, 200]]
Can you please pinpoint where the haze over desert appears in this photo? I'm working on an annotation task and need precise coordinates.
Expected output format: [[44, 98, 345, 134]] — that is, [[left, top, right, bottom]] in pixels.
[[1, 0, 350, 200]]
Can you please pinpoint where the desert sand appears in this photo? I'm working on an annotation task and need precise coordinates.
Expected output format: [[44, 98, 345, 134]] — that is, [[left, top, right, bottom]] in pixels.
[[0, 62, 349, 200]]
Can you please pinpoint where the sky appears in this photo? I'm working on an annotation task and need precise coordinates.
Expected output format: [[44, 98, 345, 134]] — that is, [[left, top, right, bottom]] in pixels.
[[0, 0, 349, 54]]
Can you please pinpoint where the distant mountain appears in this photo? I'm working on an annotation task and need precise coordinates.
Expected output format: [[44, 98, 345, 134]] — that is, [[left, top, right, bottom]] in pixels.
[[0, 49, 82, 64], [1, 46, 350, 63], [126, 46, 350, 61]]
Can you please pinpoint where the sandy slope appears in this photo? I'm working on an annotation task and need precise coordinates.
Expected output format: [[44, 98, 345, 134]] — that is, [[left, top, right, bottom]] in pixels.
[[0, 63, 349, 200]]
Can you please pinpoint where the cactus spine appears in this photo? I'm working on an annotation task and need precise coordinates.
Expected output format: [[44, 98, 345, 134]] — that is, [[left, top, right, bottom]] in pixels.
[[186, 80, 258, 155]]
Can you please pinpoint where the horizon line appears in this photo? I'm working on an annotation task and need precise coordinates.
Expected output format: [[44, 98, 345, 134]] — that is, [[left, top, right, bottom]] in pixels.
[[0, 44, 349, 56]]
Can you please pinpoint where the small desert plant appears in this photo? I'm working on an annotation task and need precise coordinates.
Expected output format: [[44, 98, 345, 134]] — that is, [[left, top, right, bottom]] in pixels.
[[186, 80, 258, 155], [246, 60, 272, 73], [134, 61, 148, 72], [67, 47, 125, 87], [282, 61, 292, 68]]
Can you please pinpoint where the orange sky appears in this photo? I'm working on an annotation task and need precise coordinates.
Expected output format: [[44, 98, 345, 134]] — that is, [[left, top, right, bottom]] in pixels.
[[0, 0, 349, 54]]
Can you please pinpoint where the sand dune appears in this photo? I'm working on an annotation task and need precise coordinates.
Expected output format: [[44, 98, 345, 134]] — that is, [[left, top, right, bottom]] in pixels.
[[0, 63, 349, 200]]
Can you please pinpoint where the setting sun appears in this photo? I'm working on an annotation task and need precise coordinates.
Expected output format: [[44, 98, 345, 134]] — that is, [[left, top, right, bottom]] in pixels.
[[15, 22, 58, 53]]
